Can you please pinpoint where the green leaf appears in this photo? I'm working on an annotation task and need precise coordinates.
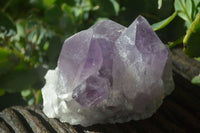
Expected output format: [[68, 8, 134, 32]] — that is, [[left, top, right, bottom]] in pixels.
[[193, 0, 200, 6], [36, 26, 46, 45], [0, 48, 11, 60], [91, 0, 118, 17], [30, 0, 44, 9], [21, 89, 32, 97], [21, 89, 34, 105], [16, 20, 26, 38], [0, 88, 5, 96], [44, 5, 63, 25], [21, 89, 42, 105], [0, 48, 18, 75], [158, 0, 163, 9], [183, 13, 200, 57], [192, 0, 200, 20], [109, 0, 120, 15], [174, 0, 193, 26], [0, 67, 38, 92], [42, 0, 56, 7], [30, 0, 56, 9], [62, 3, 73, 13], [186, 0, 192, 17], [152, 12, 177, 31], [73, 7, 83, 17], [0, 12, 16, 37], [192, 74, 200, 86]]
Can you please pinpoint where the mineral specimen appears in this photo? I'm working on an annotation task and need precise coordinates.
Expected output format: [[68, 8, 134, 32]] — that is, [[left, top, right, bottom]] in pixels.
[[42, 16, 174, 126]]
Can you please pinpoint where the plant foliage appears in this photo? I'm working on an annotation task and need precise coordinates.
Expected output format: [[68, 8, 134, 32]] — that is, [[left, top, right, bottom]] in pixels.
[[152, 0, 200, 85]]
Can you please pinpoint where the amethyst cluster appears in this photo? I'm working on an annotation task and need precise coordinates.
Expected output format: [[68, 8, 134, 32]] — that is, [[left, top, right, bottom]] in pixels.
[[42, 16, 174, 126]]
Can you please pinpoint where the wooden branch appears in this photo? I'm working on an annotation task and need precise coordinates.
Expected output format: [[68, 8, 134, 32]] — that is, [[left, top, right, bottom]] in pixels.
[[171, 47, 200, 80]]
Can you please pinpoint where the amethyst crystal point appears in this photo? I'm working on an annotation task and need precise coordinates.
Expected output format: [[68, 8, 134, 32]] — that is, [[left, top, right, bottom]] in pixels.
[[42, 16, 174, 126], [57, 20, 125, 106], [113, 15, 171, 115]]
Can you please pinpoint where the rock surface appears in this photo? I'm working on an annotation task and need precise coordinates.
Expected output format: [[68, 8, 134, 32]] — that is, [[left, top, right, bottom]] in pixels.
[[42, 16, 174, 126]]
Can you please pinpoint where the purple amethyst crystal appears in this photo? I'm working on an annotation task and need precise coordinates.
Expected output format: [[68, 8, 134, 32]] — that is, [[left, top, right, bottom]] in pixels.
[[42, 16, 174, 126], [58, 20, 125, 107]]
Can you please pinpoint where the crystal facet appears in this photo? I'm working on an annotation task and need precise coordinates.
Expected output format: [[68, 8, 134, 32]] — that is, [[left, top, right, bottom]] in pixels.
[[42, 16, 174, 126]]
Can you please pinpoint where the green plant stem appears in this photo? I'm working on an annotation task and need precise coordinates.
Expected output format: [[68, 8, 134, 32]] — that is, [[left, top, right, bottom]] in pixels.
[[178, 0, 193, 23], [2, 0, 14, 12], [168, 36, 184, 48]]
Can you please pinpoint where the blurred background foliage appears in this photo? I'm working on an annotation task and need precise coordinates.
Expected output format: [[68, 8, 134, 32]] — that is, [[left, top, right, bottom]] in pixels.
[[0, 0, 199, 110]]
